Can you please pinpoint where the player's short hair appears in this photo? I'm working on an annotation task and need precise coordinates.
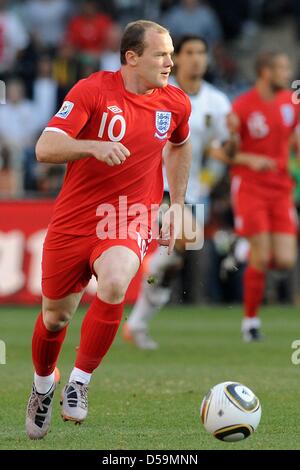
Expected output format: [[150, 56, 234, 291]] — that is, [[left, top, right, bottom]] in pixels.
[[255, 51, 287, 76], [174, 35, 208, 55], [120, 20, 169, 65]]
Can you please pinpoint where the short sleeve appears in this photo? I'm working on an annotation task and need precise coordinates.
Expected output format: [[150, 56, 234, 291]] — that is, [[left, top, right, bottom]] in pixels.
[[169, 93, 191, 145], [45, 79, 94, 138]]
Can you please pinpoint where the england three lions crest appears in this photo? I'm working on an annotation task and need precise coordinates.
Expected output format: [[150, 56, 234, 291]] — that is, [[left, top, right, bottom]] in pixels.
[[280, 104, 295, 127], [155, 111, 172, 139]]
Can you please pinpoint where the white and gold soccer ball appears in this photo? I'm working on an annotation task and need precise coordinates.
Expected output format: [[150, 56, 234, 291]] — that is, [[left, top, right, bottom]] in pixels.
[[200, 381, 261, 442]]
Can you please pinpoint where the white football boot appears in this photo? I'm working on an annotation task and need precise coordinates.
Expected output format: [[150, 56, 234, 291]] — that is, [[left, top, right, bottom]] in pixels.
[[61, 381, 88, 424], [26, 382, 56, 439], [122, 322, 159, 350]]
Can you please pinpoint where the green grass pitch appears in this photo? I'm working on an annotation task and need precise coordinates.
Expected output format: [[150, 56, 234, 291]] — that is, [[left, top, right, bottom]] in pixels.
[[0, 304, 300, 450]]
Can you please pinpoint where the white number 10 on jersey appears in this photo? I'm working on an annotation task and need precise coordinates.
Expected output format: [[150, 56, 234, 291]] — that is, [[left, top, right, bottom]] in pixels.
[[98, 112, 127, 142]]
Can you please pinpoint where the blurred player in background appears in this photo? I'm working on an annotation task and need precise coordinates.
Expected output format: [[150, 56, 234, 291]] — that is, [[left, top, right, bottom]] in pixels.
[[123, 35, 232, 349], [229, 52, 300, 341], [25, 20, 192, 439]]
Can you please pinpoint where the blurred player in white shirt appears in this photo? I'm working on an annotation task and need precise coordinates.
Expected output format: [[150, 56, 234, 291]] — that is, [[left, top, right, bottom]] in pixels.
[[0, 0, 29, 75], [123, 35, 232, 349]]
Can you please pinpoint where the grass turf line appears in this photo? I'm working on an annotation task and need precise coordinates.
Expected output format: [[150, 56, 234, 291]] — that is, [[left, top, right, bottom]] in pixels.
[[0, 305, 299, 450]]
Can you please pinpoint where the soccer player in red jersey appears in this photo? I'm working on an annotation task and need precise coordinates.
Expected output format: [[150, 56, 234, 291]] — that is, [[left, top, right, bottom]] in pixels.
[[25, 20, 192, 439], [230, 52, 300, 341]]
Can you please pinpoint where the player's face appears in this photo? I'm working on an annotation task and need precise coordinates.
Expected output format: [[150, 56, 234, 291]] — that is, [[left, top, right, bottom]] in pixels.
[[175, 40, 208, 79], [269, 55, 292, 91], [136, 30, 174, 89]]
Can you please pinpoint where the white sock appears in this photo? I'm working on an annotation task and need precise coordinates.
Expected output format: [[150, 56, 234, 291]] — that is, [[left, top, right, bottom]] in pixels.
[[69, 367, 92, 385], [127, 246, 181, 331], [241, 317, 261, 331], [148, 245, 182, 277], [127, 281, 171, 331], [34, 371, 55, 394], [127, 286, 159, 331]]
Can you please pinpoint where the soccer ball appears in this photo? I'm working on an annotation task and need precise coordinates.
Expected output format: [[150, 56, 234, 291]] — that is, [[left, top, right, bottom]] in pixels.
[[200, 381, 261, 442]]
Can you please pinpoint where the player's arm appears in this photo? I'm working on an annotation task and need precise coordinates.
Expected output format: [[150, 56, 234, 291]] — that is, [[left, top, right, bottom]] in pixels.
[[233, 152, 276, 171], [208, 133, 239, 165], [208, 143, 236, 165], [36, 79, 130, 166], [160, 138, 192, 254], [163, 138, 192, 206], [223, 111, 276, 171], [36, 131, 130, 166], [207, 145, 273, 170], [292, 124, 300, 163], [213, 111, 242, 164], [158, 93, 192, 253], [207, 106, 240, 165]]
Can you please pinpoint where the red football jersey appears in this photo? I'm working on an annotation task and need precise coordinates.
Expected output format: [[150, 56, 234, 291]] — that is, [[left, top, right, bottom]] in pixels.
[[45, 70, 191, 236], [66, 14, 113, 53], [231, 87, 299, 189]]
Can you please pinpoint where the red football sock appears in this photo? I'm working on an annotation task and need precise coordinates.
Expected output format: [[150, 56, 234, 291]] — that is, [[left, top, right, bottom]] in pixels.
[[243, 266, 266, 318], [75, 296, 124, 373], [32, 313, 67, 376]]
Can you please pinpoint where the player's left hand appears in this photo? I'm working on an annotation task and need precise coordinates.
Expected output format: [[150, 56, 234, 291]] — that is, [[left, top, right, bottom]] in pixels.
[[158, 204, 183, 255]]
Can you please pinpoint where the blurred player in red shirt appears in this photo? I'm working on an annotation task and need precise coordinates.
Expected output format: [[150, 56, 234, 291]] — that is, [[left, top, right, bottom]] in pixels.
[[25, 20, 192, 440], [66, 0, 113, 56], [230, 52, 299, 341]]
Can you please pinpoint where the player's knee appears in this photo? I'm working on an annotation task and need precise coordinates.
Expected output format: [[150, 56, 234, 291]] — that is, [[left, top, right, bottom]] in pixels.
[[43, 309, 71, 332], [251, 259, 267, 272], [251, 251, 270, 271], [98, 274, 128, 303], [274, 255, 296, 270]]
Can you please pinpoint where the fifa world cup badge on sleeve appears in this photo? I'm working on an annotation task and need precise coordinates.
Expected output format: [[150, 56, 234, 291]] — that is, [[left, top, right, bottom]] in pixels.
[[55, 101, 74, 119], [280, 104, 295, 126]]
